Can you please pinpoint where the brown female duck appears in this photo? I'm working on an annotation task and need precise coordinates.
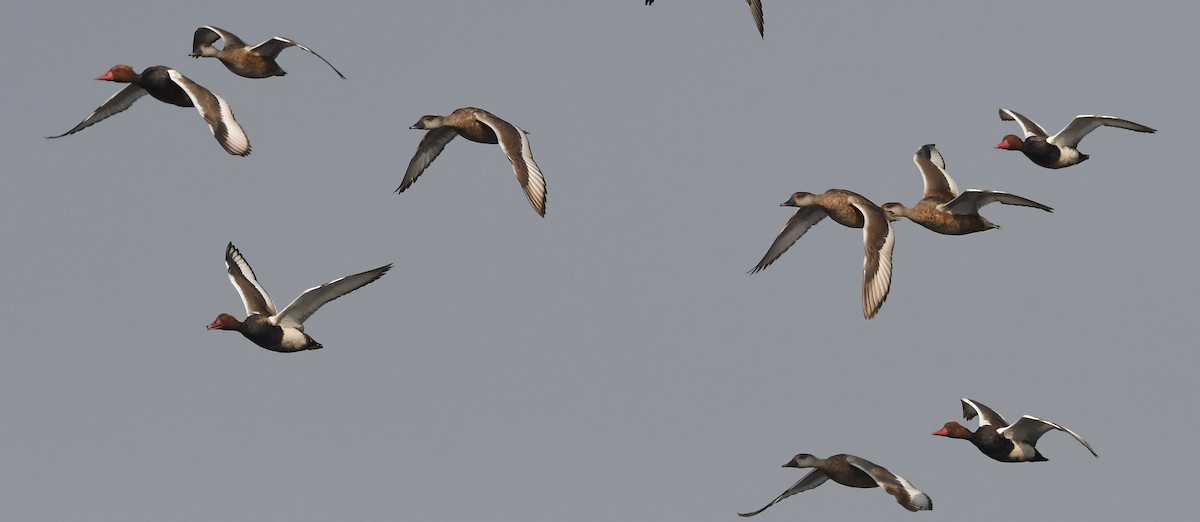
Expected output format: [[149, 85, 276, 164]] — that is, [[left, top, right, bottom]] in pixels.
[[400, 107, 547, 217], [190, 25, 346, 79], [881, 144, 1052, 234], [750, 189, 895, 319], [739, 453, 932, 516]]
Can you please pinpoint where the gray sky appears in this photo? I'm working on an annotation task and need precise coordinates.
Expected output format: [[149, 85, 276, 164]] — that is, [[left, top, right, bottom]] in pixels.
[[2, 1, 1195, 520]]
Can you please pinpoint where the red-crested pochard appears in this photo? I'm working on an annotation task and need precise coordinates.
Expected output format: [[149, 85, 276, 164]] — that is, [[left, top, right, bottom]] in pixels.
[[995, 108, 1155, 169], [48, 65, 251, 156], [207, 243, 391, 352], [933, 398, 1098, 462]]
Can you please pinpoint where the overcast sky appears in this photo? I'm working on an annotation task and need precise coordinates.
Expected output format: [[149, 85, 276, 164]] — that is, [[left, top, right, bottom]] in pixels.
[[2, 2, 1195, 520]]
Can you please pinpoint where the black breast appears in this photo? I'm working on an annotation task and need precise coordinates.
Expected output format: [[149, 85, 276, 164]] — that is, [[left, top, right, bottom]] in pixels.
[[972, 427, 1019, 462], [237, 315, 285, 351], [136, 66, 194, 108], [1020, 138, 1063, 169]]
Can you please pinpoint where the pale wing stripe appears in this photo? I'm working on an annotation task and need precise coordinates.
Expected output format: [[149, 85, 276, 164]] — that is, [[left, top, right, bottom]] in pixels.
[[1049, 115, 1157, 147], [913, 144, 957, 201], [399, 127, 457, 193], [476, 112, 548, 217], [1005, 415, 1099, 457], [225, 243, 276, 316], [737, 471, 829, 518], [212, 94, 251, 156], [999, 108, 1048, 138], [940, 190, 1054, 215], [960, 397, 1009, 428], [273, 264, 392, 329], [200, 26, 244, 48], [856, 202, 894, 320], [167, 69, 250, 156], [844, 456, 932, 512], [277, 38, 347, 79], [47, 84, 148, 138], [748, 208, 826, 274]]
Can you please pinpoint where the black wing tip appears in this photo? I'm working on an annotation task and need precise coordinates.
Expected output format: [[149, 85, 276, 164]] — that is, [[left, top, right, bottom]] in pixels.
[[224, 144, 252, 157], [361, 263, 393, 284], [46, 128, 78, 139]]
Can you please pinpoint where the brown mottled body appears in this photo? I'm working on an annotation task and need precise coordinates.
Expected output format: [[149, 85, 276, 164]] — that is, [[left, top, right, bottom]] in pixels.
[[440, 108, 500, 144], [892, 202, 997, 235]]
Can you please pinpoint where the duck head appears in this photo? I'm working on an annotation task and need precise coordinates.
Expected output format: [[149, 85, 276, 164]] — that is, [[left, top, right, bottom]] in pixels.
[[207, 313, 242, 331], [783, 453, 819, 468], [96, 65, 138, 82], [880, 202, 906, 221], [995, 134, 1024, 150], [410, 115, 444, 130], [781, 192, 816, 207], [932, 421, 973, 439]]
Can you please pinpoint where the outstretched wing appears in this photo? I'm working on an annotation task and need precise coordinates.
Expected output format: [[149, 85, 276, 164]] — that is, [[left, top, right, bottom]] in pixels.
[[748, 207, 827, 274], [747, 0, 765, 38], [842, 455, 933, 512], [855, 201, 894, 320], [224, 242, 277, 317], [193, 26, 246, 51], [737, 470, 829, 517], [1003, 415, 1099, 457], [398, 127, 458, 193], [999, 108, 1049, 139], [251, 37, 347, 79], [939, 190, 1054, 215], [913, 143, 958, 202], [474, 110, 547, 217], [272, 264, 392, 329], [1048, 115, 1157, 148], [961, 397, 1009, 428], [46, 84, 147, 138], [166, 69, 251, 156]]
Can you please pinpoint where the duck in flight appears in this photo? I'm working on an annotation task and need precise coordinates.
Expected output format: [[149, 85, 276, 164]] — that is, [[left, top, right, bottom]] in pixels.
[[190, 25, 346, 79], [738, 453, 932, 516], [882, 144, 1053, 235], [750, 189, 895, 320], [995, 108, 1155, 169], [400, 107, 548, 217], [207, 243, 391, 352], [933, 397, 1099, 462], [47, 64, 251, 156]]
